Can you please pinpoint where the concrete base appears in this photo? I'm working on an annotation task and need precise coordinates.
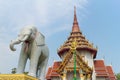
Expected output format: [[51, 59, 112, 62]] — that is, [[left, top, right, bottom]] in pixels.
[[0, 74, 38, 80]]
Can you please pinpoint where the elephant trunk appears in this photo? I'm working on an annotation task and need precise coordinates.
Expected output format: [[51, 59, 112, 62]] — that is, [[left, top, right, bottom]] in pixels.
[[10, 39, 21, 51], [10, 35, 29, 51]]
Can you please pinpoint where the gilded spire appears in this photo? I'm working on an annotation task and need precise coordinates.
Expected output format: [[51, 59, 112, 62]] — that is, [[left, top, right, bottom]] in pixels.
[[72, 6, 80, 32]]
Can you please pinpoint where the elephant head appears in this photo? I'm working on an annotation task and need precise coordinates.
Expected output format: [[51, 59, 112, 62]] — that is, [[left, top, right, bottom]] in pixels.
[[10, 26, 37, 51]]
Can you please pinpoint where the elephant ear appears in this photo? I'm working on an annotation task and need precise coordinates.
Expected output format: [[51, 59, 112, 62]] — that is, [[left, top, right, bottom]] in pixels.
[[35, 32, 45, 46]]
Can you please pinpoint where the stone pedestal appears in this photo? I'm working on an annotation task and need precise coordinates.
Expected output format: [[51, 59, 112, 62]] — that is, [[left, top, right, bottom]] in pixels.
[[0, 74, 38, 80]]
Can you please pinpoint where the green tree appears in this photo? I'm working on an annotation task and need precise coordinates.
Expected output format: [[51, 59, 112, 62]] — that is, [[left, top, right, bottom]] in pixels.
[[11, 68, 16, 74], [116, 73, 120, 80], [23, 72, 28, 75]]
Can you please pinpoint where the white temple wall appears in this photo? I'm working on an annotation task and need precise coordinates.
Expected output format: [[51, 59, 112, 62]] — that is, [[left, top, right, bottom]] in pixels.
[[78, 50, 96, 80], [92, 69, 96, 80], [78, 50, 94, 68]]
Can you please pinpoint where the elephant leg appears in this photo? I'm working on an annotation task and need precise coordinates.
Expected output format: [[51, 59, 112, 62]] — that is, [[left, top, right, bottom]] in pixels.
[[38, 58, 48, 80], [28, 49, 41, 77], [17, 44, 28, 73]]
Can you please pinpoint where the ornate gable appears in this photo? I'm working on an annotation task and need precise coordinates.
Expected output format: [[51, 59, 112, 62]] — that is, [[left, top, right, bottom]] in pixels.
[[57, 40, 93, 76]]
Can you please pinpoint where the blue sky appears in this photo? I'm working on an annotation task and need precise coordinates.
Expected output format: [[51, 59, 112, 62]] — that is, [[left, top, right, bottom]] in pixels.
[[0, 0, 120, 74]]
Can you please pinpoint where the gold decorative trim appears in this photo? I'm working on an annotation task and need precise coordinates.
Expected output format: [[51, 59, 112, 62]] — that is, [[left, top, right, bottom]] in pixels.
[[0, 74, 38, 80]]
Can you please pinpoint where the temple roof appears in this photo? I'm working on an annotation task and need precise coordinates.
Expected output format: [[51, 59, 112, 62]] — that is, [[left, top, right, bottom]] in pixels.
[[57, 49, 92, 74], [94, 60, 116, 79], [46, 67, 52, 79], [46, 62, 61, 79], [94, 60, 108, 77], [58, 7, 97, 58], [106, 66, 116, 79], [46, 60, 116, 80]]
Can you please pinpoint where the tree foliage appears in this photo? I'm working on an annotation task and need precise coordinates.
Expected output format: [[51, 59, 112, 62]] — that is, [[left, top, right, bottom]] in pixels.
[[116, 73, 120, 80], [23, 72, 28, 75], [11, 68, 16, 74]]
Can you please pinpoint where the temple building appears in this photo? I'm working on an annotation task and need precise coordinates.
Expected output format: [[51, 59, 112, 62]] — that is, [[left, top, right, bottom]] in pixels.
[[46, 7, 116, 80]]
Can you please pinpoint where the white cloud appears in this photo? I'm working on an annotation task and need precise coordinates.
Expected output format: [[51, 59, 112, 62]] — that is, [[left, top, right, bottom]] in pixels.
[[43, 24, 72, 37], [34, 0, 88, 26]]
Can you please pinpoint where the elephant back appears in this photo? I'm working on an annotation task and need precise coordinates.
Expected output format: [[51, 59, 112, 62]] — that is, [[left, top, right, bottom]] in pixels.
[[35, 32, 45, 46]]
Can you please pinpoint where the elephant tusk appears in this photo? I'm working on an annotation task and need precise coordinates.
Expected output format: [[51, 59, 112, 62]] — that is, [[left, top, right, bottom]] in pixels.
[[20, 35, 29, 42]]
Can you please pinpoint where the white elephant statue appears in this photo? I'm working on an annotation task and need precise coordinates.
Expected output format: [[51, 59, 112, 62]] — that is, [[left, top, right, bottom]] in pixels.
[[9, 26, 49, 80]]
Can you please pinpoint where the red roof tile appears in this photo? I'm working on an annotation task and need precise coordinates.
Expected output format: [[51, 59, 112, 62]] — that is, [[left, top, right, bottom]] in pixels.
[[46, 60, 116, 80], [94, 60, 108, 77], [46, 67, 52, 79], [106, 66, 116, 80], [46, 61, 61, 79], [52, 61, 61, 69]]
